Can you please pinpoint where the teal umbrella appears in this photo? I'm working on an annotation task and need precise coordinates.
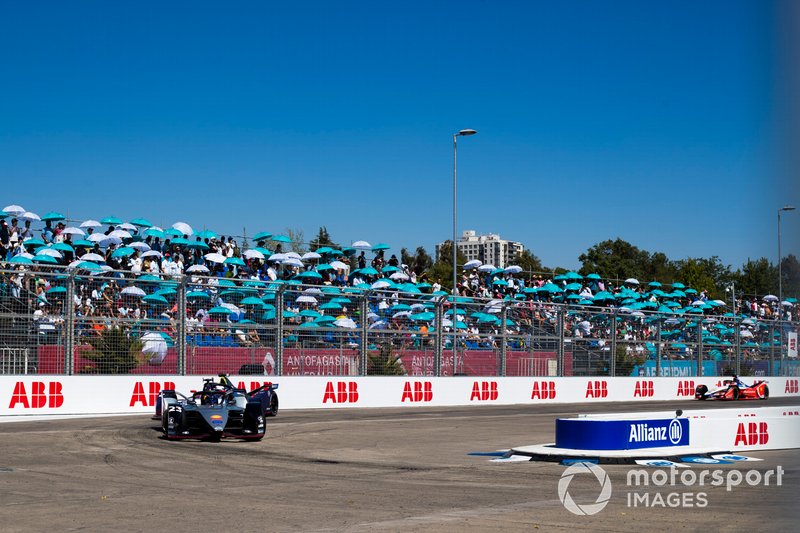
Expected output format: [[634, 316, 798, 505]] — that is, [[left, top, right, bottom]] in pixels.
[[187, 241, 209, 250], [317, 263, 333, 271], [564, 282, 581, 291], [112, 247, 135, 258], [315, 247, 334, 254], [492, 278, 508, 286], [8, 255, 33, 264], [101, 216, 122, 225], [382, 265, 400, 273], [41, 211, 65, 221], [331, 297, 352, 304], [314, 315, 336, 324], [23, 238, 46, 248], [73, 240, 94, 248], [143, 294, 169, 305], [319, 302, 342, 310], [272, 235, 291, 243], [296, 270, 323, 279], [300, 309, 321, 317], [540, 283, 563, 293], [129, 218, 153, 228], [216, 279, 236, 288], [195, 229, 218, 239], [564, 271, 583, 280], [207, 306, 233, 315], [253, 231, 272, 241], [33, 255, 58, 264], [240, 297, 265, 307], [299, 321, 320, 329], [47, 286, 67, 294], [52, 242, 74, 253], [187, 291, 210, 299], [410, 311, 435, 321], [262, 310, 277, 320], [672, 282, 686, 289], [171, 237, 191, 246], [360, 267, 379, 276], [143, 228, 165, 239], [224, 257, 246, 267], [372, 243, 390, 251], [648, 281, 662, 287], [585, 273, 602, 280], [138, 274, 161, 281], [165, 228, 183, 237]]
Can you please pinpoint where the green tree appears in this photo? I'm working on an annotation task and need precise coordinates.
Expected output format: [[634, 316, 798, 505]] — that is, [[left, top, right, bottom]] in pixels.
[[284, 227, 307, 254], [428, 241, 467, 291], [516, 249, 543, 278], [308, 226, 339, 251], [80, 327, 144, 374], [578, 238, 652, 282], [734, 258, 777, 299], [673, 256, 732, 299], [780, 254, 800, 299], [368, 343, 406, 375]]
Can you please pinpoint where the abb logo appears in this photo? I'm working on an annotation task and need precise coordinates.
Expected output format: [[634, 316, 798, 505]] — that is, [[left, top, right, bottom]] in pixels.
[[676, 380, 696, 397], [530, 381, 557, 400], [633, 380, 654, 398], [783, 411, 800, 416], [237, 381, 272, 391], [470, 381, 498, 401], [585, 380, 608, 398], [786, 380, 799, 394], [734, 422, 769, 446], [8, 381, 64, 409], [323, 381, 359, 403], [130, 381, 176, 407], [737, 413, 757, 418], [402, 381, 433, 403]]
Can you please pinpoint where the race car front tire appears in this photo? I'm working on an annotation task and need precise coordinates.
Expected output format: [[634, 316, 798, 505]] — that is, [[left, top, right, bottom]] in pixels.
[[759, 385, 769, 400]]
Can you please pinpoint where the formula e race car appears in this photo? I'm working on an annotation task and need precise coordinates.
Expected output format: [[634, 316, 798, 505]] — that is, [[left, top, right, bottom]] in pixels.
[[694, 376, 768, 401], [158, 376, 279, 441], [154, 374, 279, 420]]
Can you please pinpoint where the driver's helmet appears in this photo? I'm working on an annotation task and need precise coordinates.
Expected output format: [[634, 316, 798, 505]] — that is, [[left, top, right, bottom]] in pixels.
[[218, 374, 233, 388]]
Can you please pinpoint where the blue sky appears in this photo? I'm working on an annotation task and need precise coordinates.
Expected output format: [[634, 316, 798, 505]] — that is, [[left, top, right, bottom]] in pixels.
[[1, 1, 797, 270]]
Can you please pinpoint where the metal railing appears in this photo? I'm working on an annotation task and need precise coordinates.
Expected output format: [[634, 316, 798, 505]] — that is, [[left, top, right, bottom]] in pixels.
[[0, 266, 797, 377]]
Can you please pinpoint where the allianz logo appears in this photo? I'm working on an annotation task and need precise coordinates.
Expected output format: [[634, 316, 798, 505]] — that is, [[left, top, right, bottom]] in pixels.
[[629, 419, 683, 445]]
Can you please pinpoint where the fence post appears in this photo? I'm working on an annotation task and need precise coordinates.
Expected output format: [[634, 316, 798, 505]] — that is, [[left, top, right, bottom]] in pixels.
[[696, 320, 704, 377], [275, 286, 285, 376], [64, 271, 76, 375], [655, 319, 662, 377], [609, 309, 617, 377], [556, 308, 564, 377], [176, 275, 187, 376], [434, 297, 443, 377], [358, 291, 369, 376], [734, 316, 741, 375], [499, 304, 507, 377], [769, 322, 775, 376]]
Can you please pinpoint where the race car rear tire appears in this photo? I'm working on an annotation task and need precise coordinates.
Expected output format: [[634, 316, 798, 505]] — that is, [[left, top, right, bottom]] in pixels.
[[759, 386, 769, 400], [730, 387, 740, 400], [695, 385, 708, 399]]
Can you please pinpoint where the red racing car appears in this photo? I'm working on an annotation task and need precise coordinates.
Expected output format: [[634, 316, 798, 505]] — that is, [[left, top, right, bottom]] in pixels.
[[694, 376, 769, 400]]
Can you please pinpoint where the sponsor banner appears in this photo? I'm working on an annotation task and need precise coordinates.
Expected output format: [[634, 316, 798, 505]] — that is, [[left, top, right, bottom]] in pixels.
[[789, 332, 798, 359], [1, 376, 799, 420], [555, 418, 689, 450]]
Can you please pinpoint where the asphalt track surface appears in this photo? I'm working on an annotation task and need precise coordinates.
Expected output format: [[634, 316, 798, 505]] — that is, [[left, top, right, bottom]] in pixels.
[[1, 399, 799, 532]]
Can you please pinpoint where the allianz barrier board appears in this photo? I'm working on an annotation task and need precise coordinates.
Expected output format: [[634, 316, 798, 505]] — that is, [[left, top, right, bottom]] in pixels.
[[555, 418, 690, 450]]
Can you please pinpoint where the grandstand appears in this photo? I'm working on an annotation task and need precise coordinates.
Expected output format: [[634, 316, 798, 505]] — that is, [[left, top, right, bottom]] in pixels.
[[1, 204, 797, 377]]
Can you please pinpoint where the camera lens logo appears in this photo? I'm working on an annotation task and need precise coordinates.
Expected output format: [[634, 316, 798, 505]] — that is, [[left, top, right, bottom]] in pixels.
[[558, 463, 612, 516], [669, 419, 682, 445]]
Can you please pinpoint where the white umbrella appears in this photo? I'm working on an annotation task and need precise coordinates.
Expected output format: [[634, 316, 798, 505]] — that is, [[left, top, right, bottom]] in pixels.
[[303, 287, 323, 294], [301, 251, 321, 261], [2, 205, 25, 216], [393, 311, 411, 319], [390, 272, 409, 281], [141, 332, 168, 364], [81, 253, 106, 262], [464, 259, 482, 269], [204, 253, 226, 264], [691, 300, 705, 306], [409, 303, 426, 311], [61, 227, 85, 236], [118, 223, 137, 231], [762, 295, 778, 302], [121, 286, 146, 297], [283, 257, 304, 268], [186, 264, 210, 273], [782, 301, 796, 307], [330, 260, 348, 270], [268, 253, 286, 262], [625, 278, 640, 285], [504, 265, 523, 274], [739, 329, 754, 338], [20, 211, 40, 221], [352, 240, 371, 250], [88, 233, 108, 243], [80, 220, 102, 228], [37, 248, 62, 258], [129, 242, 151, 251], [108, 229, 132, 240], [371, 280, 392, 289], [284, 251, 301, 259], [334, 318, 357, 329], [296, 295, 318, 304], [172, 221, 193, 236], [243, 249, 265, 260], [478, 264, 497, 272], [140, 250, 162, 259]]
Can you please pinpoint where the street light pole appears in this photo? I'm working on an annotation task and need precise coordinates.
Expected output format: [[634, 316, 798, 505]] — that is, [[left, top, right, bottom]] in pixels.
[[778, 205, 796, 306], [452, 129, 477, 370]]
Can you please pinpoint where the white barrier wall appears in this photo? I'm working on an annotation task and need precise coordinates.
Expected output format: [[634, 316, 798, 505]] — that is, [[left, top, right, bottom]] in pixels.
[[1, 375, 799, 419]]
